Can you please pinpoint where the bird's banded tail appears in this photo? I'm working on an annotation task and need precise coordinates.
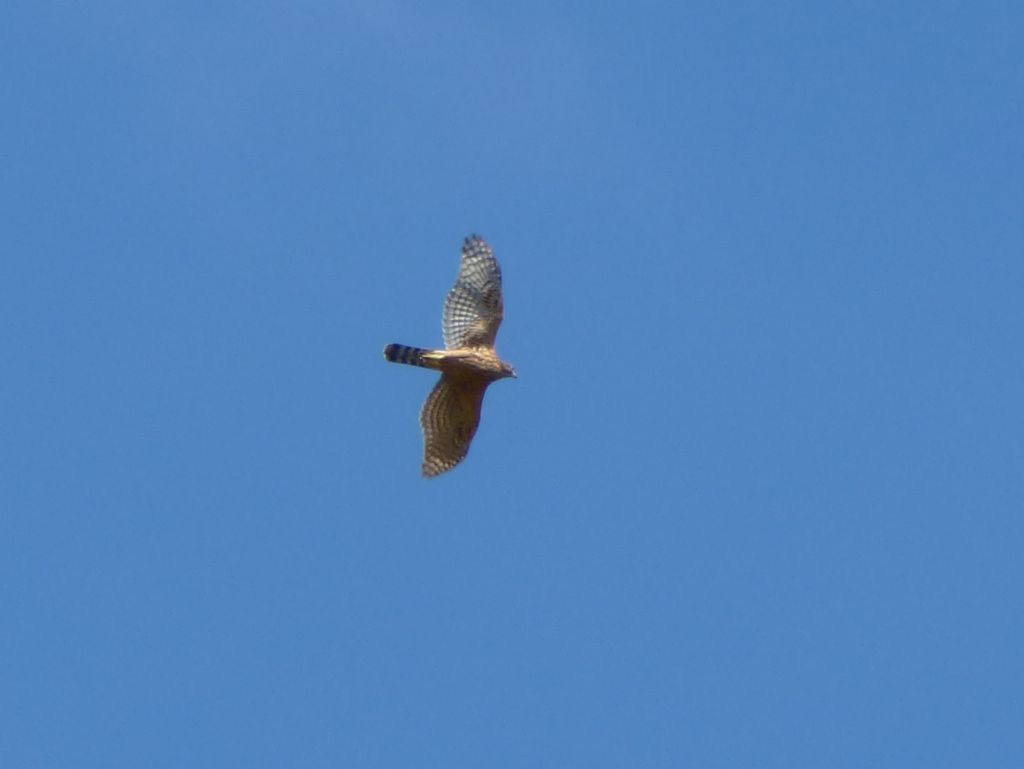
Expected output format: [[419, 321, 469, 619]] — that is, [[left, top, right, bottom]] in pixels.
[[383, 343, 436, 368]]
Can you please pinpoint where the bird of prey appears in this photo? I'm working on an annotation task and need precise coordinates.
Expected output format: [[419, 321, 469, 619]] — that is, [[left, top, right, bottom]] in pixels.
[[383, 234, 516, 477]]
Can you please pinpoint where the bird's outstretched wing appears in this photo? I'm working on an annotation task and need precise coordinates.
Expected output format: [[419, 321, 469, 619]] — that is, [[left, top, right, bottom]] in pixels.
[[442, 235, 504, 349], [419, 373, 488, 477]]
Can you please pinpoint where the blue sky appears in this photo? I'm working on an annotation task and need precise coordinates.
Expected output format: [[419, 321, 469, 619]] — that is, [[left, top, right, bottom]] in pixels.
[[2, 1, 1022, 767]]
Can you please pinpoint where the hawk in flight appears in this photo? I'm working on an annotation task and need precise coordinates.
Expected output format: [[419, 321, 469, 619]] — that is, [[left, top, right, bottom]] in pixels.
[[383, 235, 516, 477]]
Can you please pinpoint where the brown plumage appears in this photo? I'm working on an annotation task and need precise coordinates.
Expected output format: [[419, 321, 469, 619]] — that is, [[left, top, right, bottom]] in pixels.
[[383, 235, 516, 477]]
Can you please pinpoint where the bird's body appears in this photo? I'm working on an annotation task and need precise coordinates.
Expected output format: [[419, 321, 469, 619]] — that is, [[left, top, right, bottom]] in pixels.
[[383, 344, 510, 379], [383, 235, 515, 477]]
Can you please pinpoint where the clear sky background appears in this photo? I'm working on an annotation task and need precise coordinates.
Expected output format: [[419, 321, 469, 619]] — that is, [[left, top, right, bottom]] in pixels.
[[2, 2, 1022, 767]]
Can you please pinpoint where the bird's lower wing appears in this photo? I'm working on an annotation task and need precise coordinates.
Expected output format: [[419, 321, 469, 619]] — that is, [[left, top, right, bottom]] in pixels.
[[419, 374, 488, 477]]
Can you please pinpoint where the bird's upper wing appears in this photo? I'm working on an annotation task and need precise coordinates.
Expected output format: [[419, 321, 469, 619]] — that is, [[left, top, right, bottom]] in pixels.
[[442, 235, 504, 349]]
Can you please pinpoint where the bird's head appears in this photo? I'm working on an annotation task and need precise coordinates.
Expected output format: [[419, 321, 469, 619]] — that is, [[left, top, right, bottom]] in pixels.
[[501, 361, 518, 380]]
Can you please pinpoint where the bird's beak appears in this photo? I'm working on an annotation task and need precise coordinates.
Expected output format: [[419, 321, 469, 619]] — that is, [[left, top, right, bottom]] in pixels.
[[511, 368, 518, 379]]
